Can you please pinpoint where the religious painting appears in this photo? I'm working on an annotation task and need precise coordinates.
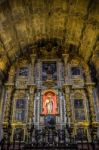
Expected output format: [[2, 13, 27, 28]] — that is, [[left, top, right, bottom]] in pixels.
[[19, 67, 28, 76], [41, 91, 58, 115], [15, 99, 27, 122], [74, 99, 84, 109], [15, 110, 26, 121], [16, 99, 26, 109], [75, 109, 85, 121], [76, 128, 87, 139], [13, 128, 24, 141], [42, 62, 57, 81], [71, 67, 80, 76]]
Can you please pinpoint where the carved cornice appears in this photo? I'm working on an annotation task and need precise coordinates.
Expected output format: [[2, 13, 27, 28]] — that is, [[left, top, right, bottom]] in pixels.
[[85, 82, 95, 87], [27, 84, 36, 88]]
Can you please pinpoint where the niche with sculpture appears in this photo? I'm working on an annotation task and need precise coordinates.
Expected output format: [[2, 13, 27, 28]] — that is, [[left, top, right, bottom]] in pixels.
[[41, 90, 58, 115]]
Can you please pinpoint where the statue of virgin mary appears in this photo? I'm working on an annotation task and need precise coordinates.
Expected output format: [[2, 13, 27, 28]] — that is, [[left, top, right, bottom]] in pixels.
[[45, 94, 53, 114]]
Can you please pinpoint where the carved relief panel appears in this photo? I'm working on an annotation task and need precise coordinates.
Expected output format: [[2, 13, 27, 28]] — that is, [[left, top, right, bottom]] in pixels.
[[12, 91, 28, 123], [70, 90, 89, 123]]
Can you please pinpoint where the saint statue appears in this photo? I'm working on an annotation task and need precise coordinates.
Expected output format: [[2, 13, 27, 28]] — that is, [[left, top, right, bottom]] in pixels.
[[42, 91, 57, 115], [45, 94, 53, 114]]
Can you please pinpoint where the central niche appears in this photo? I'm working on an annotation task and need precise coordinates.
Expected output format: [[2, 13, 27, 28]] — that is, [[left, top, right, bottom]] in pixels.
[[42, 61, 57, 81], [41, 90, 58, 115]]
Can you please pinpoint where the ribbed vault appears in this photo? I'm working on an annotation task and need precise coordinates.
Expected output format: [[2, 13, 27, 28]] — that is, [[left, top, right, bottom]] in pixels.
[[0, 0, 99, 84]]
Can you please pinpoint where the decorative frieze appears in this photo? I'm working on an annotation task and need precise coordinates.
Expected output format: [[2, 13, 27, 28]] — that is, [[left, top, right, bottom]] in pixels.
[[86, 83, 96, 122], [4, 83, 14, 123], [27, 84, 36, 122]]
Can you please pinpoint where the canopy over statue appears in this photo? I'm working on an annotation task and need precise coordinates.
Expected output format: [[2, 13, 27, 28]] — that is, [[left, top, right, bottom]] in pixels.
[[41, 91, 58, 115]]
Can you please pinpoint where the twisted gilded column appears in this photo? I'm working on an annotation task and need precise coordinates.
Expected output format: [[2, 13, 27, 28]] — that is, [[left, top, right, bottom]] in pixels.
[[28, 54, 36, 121], [64, 85, 72, 120], [28, 85, 36, 121], [87, 84, 96, 121], [85, 67, 96, 122], [4, 85, 13, 122], [4, 66, 15, 124], [62, 54, 72, 122]]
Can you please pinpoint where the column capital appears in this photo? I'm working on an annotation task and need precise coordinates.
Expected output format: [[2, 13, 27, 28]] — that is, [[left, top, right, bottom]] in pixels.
[[87, 85, 94, 95], [28, 84, 36, 94], [8, 66, 16, 82], [86, 83, 96, 122], [85, 82, 95, 87], [5, 83, 14, 91], [28, 84, 36, 89]]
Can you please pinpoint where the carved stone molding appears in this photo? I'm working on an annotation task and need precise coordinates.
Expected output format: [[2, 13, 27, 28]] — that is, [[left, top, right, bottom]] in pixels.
[[85, 83, 96, 122]]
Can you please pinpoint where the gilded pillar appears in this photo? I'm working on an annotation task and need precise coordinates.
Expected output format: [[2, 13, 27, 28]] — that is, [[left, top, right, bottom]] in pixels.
[[4, 84, 14, 123], [86, 83, 96, 122], [8, 66, 16, 83], [64, 85, 71, 120], [4, 66, 15, 123], [85, 67, 91, 83], [62, 54, 72, 122], [85, 67, 96, 122], [28, 85, 35, 121], [28, 54, 36, 121]]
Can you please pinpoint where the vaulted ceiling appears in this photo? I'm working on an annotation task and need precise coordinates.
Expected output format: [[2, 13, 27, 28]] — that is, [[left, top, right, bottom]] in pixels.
[[0, 0, 99, 79]]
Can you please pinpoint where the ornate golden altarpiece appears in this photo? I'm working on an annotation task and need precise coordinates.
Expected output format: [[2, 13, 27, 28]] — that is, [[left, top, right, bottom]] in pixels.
[[0, 47, 99, 142]]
